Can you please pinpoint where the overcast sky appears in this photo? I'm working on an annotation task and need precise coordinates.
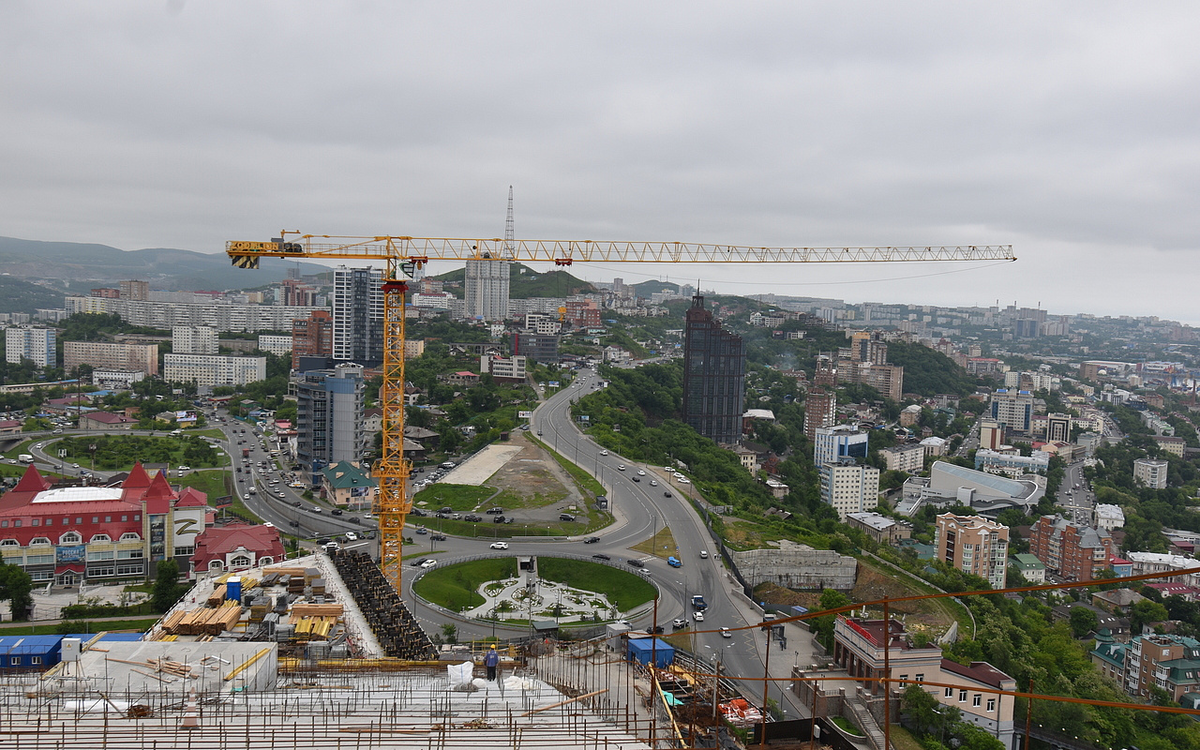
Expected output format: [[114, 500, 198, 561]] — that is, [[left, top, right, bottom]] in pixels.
[[3, 3, 1200, 322]]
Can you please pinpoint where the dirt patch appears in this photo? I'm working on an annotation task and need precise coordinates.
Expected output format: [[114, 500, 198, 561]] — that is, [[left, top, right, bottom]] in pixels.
[[479, 434, 579, 521]]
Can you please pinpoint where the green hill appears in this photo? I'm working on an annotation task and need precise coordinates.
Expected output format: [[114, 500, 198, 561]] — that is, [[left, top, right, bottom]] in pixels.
[[0, 276, 65, 315], [433, 263, 596, 299]]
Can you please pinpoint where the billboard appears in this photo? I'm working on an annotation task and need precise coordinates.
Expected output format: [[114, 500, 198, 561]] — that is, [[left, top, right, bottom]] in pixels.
[[214, 495, 234, 508], [56, 545, 85, 564], [350, 486, 370, 498]]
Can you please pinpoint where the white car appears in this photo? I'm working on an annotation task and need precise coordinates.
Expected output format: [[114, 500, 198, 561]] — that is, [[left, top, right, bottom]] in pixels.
[[720, 627, 732, 638], [700, 550, 709, 559], [617, 465, 626, 471], [678, 477, 690, 484], [344, 531, 358, 541], [637, 469, 646, 476], [693, 611, 705, 622], [600, 450, 609, 456], [490, 541, 510, 550], [420, 559, 438, 569], [649, 480, 658, 486]]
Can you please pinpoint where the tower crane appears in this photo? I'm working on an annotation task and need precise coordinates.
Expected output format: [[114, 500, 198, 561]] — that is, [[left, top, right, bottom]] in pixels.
[[227, 233, 1015, 594]]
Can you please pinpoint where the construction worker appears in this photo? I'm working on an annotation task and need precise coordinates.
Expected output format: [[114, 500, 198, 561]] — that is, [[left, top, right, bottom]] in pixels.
[[485, 645, 500, 681]]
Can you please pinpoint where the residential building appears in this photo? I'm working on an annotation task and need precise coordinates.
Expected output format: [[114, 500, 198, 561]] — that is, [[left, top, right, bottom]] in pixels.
[[1134, 457, 1169, 489], [257, 335, 292, 357], [64, 341, 158, 376], [845, 512, 912, 545], [79, 411, 138, 431], [512, 332, 559, 363], [1124, 634, 1200, 701], [5, 327, 55, 368], [880, 443, 925, 474], [1030, 515, 1116, 582], [119, 279, 150, 300], [1156, 435, 1187, 457], [92, 370, 145, 389], [332, 266, 384, 366], [1094, 503, 1126, 531], [1010, 553, 1046, 583], [172, 326, 217, 355], [481, 354, 527, 381], [318, 461, 377, 511], [163, 354, 266, 388], [682, 295, 746, 445], [292, 310, 334, 369], [65, 296, 322, 333], [814, 425, 869, 466], [831, 616, 1016, 749], [838, 360, 904, 401], [0, 462, 208, 584], [1046, 412, 1072, 443], [464, 258, 510, 322], [934, 513, 1010, 589], [813, 354, 837, 388], [819, 460, 880, 520], [295, 363, 367, 472], [979, 419, 1005, 451], [803, 387, 836, 442], [990, 389, 1033, 435]]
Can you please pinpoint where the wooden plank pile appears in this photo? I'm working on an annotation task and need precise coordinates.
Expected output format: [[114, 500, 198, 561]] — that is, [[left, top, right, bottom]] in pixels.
[[161, 601, 244, 636], [104, 655, 199, 683]]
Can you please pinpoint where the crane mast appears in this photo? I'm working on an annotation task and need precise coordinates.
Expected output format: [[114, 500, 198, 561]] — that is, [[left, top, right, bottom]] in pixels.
[[228, 234, 1015, 595]]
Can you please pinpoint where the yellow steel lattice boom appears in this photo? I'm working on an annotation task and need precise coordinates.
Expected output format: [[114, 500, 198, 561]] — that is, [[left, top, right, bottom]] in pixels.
[[227, 233, 1015, 595]]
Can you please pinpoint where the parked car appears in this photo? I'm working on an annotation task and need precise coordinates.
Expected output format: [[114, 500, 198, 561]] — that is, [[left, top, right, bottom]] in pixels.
[[464, 514, 482, 522], [559, 513, 576, 522], [429, 533, 446, 541], [486, 507, 504, 514]]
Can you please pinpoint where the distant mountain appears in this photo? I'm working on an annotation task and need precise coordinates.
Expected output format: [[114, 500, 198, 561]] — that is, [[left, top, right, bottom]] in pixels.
[[632, 279, 680, 298], [0, 236, 330, 292], [432, 263, 596, 299]]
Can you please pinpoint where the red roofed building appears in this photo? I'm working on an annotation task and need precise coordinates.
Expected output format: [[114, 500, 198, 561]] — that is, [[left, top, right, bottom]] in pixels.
[[79, 411, 138, 431], [190, 523, 285, 576], [0, 462, 209, 585]]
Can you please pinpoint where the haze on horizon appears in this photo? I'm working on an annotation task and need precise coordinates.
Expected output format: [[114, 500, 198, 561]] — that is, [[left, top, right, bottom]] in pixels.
[[3, 3, 1199, 324]]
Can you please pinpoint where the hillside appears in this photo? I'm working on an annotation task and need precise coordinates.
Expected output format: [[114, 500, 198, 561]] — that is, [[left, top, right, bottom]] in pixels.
[[0, 277, 66, 315], [0, 236, 329, 292], [432, 263, 596, 299]]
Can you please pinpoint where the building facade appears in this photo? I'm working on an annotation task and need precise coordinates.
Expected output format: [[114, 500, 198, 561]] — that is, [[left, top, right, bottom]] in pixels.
[[464, 258, 510, 322], [1030, 515, 1116, 582], [65, 296, 322, 333], [819, 461, 880, 520], [990, 389, 1033, 435], [881, 443, 925, 474], [512, 332, 560, 363], [682, 295, 746, 445], [1134, 458, 1169, 489], [814, 425, 869, 466], [257, 334, 292, 357], [803, 387, 836, 442], [934, 513, 1010, 589], [292, 309, 334, 369], [5, 327, 56, 368], [171, 326, 217, 355], [332, 266, 383, 366], [63, 341, 158, 376], [163, 354, 266, 388], [295, 363, 367, 473]]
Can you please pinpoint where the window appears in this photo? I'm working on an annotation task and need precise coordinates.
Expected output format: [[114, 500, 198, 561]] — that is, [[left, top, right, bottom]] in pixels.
[[10, 657, 18, 666], [104, 516, 111, 523], [13, 520, 20, 528], [230, 555, 252, 568], [986, 699, 996, 712], [121, 515, 128, 522], [945, 687, 954, 698], [959, 690, 967, 702], [87, 550, 114, 561], [0, 521, 5, 528], [208, 560, 224, 571], [915, 673, 924, 683], [75, 517, 81, 524], [0, 539, 15, 547], [174, 546, 195, 557], [119, 533, 140, 541], [31, 519, 39, 527], [90, 534, 111, 543], [29, 537, 51, 546], [59, 532, 81, 545], [91, 517, 98, 524], [134, 514, 140, 521], [973, 695, 981, 707], [117, 549, 143, 559], [30, 656, 41, 665]]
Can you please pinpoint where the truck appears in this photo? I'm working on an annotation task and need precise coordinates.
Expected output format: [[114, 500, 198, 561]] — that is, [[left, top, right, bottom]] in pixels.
[[242, 448, 251, 459], [691, 595, 707, 611], [17, 454, 33, 464]]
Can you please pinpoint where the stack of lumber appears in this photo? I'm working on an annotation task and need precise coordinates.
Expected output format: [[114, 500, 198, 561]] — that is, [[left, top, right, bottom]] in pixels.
[[206, 584, 228, 607], [105, 655, 199, 683], [289, 603, 343, 640], [161, 601, 244, 636]]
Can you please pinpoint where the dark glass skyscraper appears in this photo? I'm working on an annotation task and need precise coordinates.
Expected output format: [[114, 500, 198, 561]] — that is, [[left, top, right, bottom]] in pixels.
[[682, 295, 746, 444]]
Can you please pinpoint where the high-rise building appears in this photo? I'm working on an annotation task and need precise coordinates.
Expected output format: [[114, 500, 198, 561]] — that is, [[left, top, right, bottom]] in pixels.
[[682, 295, 746, 445], [1030, 515, 1116, 582], [172, 326, 217, 355], [979, 419, 1005, 450], [464, 258, 510, 321], [990, 389, 1033, 434], [292, 310, 334, 369], [5, 327, 56, 368], [819, 461, 880, 520], [1046, 412, 1072, 443], [814, 425, 869, 466], [803, 387, 836, 442], [513, 332, 559, 363], [163, 354, 266, 387], [64, 341, 157, 375], [934, 513, 1010, 589], [1134, 458, 1169, 489], [814, 354, 837, 388], [119, 279, 150, 301], [295, 363, 367, 472], [332, 266, 383, 366]]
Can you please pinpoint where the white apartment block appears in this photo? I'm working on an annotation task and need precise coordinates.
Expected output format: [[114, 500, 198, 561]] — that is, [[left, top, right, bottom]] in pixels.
[[819, 461, 880, 520], [66, 296, 323, 333], [881, 443, 925, 474], [257, 335, 293, 357], [1134, 457, 1169, 489], [92, 370, 146, 389], [481, 354, 527, 380], [172, 326, 218, 355], [464, 258, 510, 321], [163, 354, 266, 387], [1094, 503, 1126, 531], [64, 341, 158, 375], [5, 327, 56, 367]]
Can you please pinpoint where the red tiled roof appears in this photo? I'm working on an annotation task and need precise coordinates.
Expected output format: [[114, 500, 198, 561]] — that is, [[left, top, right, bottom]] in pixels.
[[13, 464, 52, 494], [940, 658, 1014, 689], [191, 523, 284, 565], [123, 462, 152, 490], [175, 487, 208, 508], [82, 411, 136, 424]]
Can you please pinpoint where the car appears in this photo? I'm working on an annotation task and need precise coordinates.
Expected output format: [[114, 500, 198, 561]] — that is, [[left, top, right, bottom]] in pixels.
[[667, 556, 681, 568], [490, 541, 509, 550], [72, 463, 80, 468], [364, 513, 374, 519], [631, 476, 640, 482], [600, 450, 609, 456], [678, 477, 690, 484], [493, 515, 507, 523], [583, 536, 600, 544], [288, 521, 300, 527], [429, 533, 446, 541], [439, 506, 452, 514], [649, 480, 658, 486], [673, 618, 688, 629], [277, 491, 286, 498], [344, 531, 358, 541], [331, 509, 343, 516], [421, 559, 438, 569], [464, 514, 482, 522], [409, 558, 428, 567], [637, 469, 646, 476], [591, 553, 611, 561], [700, 550, 709, 559], [435, 512, 449, 519], [415, 527, 428, 535], [693, 611, 704, 622], [409, 509, 425, 517], [177, 465, 190, 472], [663, 491, 672, 498], [559, 513, 576, 522], [236, 467, 242, 473], [537, 430, 543, 436], [720, 627, 732, 638], [292, 501, 302, 507], [627, 558, 643, 567], [486, 507, 504, 514], [638, 568, 651, 575], [617, 465, 626, 471], [348, 516, 361, 524], [311, 506, 323, 513]]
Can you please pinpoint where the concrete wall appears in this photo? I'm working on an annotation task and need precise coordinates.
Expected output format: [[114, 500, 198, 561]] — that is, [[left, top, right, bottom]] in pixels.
[[731, 540, 857, 591]]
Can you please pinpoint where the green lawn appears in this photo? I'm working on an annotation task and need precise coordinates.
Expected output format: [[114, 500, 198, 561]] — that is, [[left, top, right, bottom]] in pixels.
[[536, 558, 657, 611], [411, 484, 496, 510], [0, 618, 157, 635], [177, 469, 231, 499], [3, 439, 35, 460], [413, 557, 518, 611]]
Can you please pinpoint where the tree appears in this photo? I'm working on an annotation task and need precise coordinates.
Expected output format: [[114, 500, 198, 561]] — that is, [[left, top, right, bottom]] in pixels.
[[0, 562, 33, 621], [440, 622, 458, 644], [151, 560, 185, 613], [810, 588, 852, 650], [1069, 606, 1099, 638], [1131, 599, 1170, 635]]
